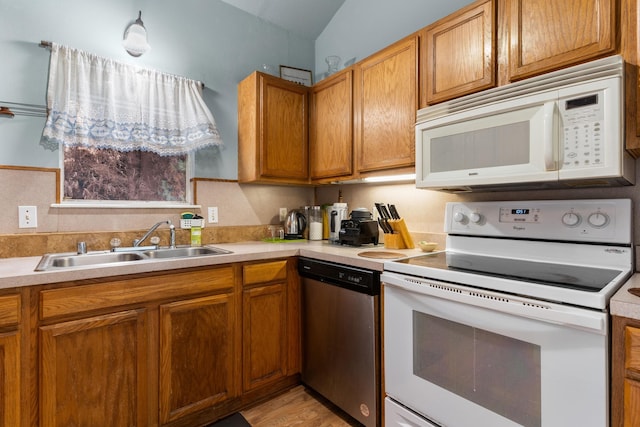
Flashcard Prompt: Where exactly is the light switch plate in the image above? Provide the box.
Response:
[18,206,37,228]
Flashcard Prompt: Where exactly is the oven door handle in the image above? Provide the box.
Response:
[382,273,607,334]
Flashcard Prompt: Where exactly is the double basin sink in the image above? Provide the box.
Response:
[35,246,232,271]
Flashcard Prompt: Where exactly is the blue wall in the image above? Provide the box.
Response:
[0,0,314,179]
[0,0,472,179]
[315,0,473,80]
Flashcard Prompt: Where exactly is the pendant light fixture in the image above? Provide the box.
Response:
[122,11,150,57]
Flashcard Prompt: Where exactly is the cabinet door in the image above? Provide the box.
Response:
[310,69,354,181]
[506,0,616,81]
[355,36,418,173]
[40,310,148,427]
[242,283,286,392]
[423,0,495,105]
[238,72,309,184]
[0,294,20,427]
[159,293,238,424]
[624,379,640,427]
[0,331,20,427]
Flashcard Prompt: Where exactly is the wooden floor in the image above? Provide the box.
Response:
[241,385,362,427]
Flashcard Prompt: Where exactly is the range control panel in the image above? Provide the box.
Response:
[445,199,631,244]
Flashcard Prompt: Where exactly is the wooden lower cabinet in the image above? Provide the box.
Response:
[0,293,21,427]
[39,309,149,427]
[30,260,299,427]
[242,259,300,394]
[612,316,640,426]
[159,293,238,424]
[243,283,287,391]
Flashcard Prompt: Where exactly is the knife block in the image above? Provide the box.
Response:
[384,218,415,249]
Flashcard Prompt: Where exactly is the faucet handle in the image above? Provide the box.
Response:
[110,238,122,250]
[77,241,87,254]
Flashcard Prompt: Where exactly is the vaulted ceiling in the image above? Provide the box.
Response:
[219,0,345,40]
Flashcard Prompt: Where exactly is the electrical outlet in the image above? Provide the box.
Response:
[279,207,288,221]
[18,206,37,228]
[208,207,219,224]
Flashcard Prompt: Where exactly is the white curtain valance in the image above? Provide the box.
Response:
[42,43,223,156]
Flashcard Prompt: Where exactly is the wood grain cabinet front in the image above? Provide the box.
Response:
[39,309,149,427]
[241,259,300,393]
[310,69,354,182]
[238,71,310,184]
[612,316,640,426]
[505,0,616,82]
[354,36,418,174]
[422,0,496,106]
[159,293,239,424]
[0,293,21,427]
[36,266,236,427]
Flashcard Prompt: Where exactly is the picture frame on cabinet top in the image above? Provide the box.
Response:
[280,65,313,86]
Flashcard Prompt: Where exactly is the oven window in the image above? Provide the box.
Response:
[413,312,541,427]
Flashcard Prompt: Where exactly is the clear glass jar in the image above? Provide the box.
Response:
[309,206,323,240]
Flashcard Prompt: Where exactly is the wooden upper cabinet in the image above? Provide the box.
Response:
[422,0,496,106]
[355,36,418,173]
[506,0,616,81]
[310,68,354,181]
[238,71,309,184]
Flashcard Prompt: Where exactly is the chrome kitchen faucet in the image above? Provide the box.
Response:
[133,220,176,249]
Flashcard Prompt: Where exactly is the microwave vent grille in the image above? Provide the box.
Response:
[417,55,624,123]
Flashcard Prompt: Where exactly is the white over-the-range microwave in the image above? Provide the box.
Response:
[416,55,635,192]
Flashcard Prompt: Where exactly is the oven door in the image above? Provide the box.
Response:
[382,272,609,427]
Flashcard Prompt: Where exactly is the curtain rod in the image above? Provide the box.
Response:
[37,40,206,89]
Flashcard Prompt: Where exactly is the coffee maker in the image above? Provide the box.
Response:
[328,202,348,243]
[338,208,379,246]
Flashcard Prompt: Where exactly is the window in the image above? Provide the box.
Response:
[63,146,189,202]
[43,43,222,206]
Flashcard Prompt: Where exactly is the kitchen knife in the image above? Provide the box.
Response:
[380,204,392,219]
[378,218,391,233]
[375,203,393,233]
[388,204,401,219]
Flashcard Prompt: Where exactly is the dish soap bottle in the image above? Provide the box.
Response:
[190,215,203,247]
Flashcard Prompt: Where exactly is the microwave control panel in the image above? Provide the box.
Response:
[559,91,605,169]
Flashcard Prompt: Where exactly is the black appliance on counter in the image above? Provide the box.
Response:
[339,208,379,246]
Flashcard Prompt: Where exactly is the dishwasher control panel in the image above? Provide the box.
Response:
[298,257,380,296]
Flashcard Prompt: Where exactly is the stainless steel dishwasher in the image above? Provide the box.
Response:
[298,257,381,427]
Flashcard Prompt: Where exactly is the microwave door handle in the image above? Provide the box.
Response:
[543,102,557,171]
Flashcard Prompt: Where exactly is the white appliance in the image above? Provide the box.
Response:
[415,55,635,192]
[382,199,633,427]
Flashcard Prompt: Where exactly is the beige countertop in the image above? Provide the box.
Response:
[0,240,425,290]
[611,273,640,319]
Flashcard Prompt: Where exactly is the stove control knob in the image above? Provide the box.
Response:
[469,212,483,224]
[453,211,467,223]
[561,212,582,227]
[587,212,609,228]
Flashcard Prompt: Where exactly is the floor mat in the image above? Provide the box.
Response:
[205,412,251,427]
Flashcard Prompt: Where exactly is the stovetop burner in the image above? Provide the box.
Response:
[395,252,622,292]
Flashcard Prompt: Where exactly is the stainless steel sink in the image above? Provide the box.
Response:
[36,251,147,271]
[143,246,232,259]
[35,246,232,271]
